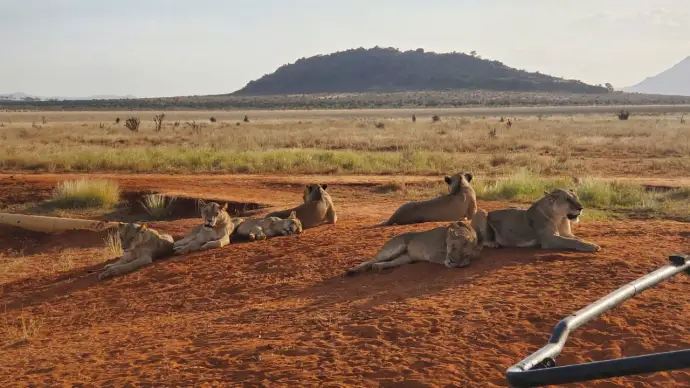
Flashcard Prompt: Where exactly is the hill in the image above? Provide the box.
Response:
[232,47,607,95]
[623,56,690,96]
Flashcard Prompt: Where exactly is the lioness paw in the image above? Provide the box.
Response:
[99,267,119,280]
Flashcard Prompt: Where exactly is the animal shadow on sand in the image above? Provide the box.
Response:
[0,228,261,312]
[299,248,583,311]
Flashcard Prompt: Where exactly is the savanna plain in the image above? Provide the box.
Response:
[1,108,690,387]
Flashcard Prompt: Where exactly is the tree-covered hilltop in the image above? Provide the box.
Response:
[233,47,607,95]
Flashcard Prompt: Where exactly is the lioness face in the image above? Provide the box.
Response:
[201,202,228,228]
[287,211,303,234]
[119,222,142,250]
[304,184,327,202]
[444,173,473,194]
[550,189,584,222]
[444,223,475,268]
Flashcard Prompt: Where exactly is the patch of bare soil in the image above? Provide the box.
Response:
[1,174,689,387]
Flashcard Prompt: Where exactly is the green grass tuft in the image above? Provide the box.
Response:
[51,179,120,209]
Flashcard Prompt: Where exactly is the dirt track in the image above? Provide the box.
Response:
[1,174,690,387]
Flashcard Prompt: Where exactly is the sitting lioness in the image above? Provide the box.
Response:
[173,202,237,255]
[380,172,477,226]
[345,221,482,275]
[234,211,303,241]
[266,184,337,229]
[98,222,174,280]
[471,188,600,252]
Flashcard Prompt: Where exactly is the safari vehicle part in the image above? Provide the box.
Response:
[0,213,117,233]
[506,253,690,387]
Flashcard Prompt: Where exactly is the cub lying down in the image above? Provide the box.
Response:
[345,221,482,275]
[234,211,303,241]
[98,222,174,280]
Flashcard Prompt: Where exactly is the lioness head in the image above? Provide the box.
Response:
[544,188,584,222]
[201,202,229,228]
[303,184,328,203]
[285,211,303,234]
[118,222,148,250]
[444,222,479,268]
[444,173,473,194]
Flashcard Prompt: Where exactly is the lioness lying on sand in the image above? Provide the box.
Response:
[471,188,601,252]
[380,172,477,226]
[234,211,303,241]
[345,221,482,275]
[266,184,337,229]
[98,222,174,280]
[173,202,240,255]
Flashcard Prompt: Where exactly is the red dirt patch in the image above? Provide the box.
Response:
[1,174,689,387]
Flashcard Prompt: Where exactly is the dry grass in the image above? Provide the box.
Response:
[0,110,689,177]
[50,179,121,209]
[103,228,123,259]
[2,310,43,346]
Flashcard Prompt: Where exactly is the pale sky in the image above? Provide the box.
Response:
[1,0,688,98]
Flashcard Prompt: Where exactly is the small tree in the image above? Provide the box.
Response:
[125,117,140,132]
[115,117,121,124]
[41,116,47,125]
[605,83,614,92]
[243,115,250,123]
[375,122,385,129]
[681,115,686,124]
[412,114,416,123]
[432,115,440,122]
[488,128,497,139]
[209,116,217,123]
[153,113,165,132]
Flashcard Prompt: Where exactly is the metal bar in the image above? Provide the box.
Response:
[505,254,690,388]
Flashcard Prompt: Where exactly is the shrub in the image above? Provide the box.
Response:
[51,179,121,208]
[209,117,217,123]
[125,117,140,132]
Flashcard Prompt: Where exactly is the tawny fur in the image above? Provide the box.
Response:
[266,184,337,229]
[381,173,477,226]
[234,211,303,241]
[172,202,236,255]
[471,188,600,252]
[346,221,482,275]
[98,223,174,280]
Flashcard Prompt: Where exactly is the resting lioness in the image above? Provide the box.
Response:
[173,202,238,255]
[471,188,600,252]
[380,173,477,226]
[345,221,482,275]
[266,184,337,229]
[98,222,174,280]
[234,211,303,241]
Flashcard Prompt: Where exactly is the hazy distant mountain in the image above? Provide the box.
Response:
[233,47,606,95]
[623,56,690,96]
[0,92,136,101]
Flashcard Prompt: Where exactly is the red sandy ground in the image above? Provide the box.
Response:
[1,174,689,387]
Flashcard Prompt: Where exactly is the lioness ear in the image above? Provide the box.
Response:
[221,202,228,211]
[320,184,328,191]
[139,223,148,231]
[444,176,451,184]
[464,173,473,182]
[305,184,312,192]
[289,211,297,219]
